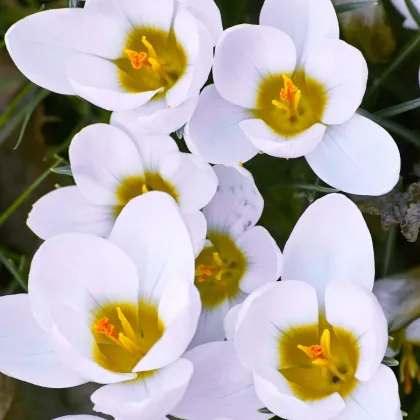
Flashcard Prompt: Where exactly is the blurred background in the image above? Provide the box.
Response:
[1,0,420,418]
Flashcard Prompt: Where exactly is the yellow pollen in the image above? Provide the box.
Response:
[298,329,347,382]
[124,49,151,70]
[272,74,302,117]
[95,317,119,342]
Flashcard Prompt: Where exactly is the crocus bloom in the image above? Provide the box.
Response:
[0,193,201,420]
[6,0,221,133]
[332,0,396,63]
[176,194,402,420]
[27,122,217,255]
[190,165,282,347]
[185,0,400,196]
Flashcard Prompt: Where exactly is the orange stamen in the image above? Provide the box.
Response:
[95,317,119,341]
[125,49,151,70]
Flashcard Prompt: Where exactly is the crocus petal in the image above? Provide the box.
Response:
[240,119,326,159]
[236,281,319,370]
[166,11,199,108]
[110,123,179,171]
[182,210,207,257]
[0,294,86,388]
[213,24,296,108]
[189,291,246,348]
[5,9,85,94]
[237,226,282,294]
[109,193,195,302]
[305,39,367,125]
[173,341,268,420]
[260,0,339,66]
[390,0,420,30]
[92,358,192,420]
[203,165,264,239]
[27,186,113,239]
[253,362,345,420]
[84,0,174,34]
[282,194,374,305]
[70,123,144,206]
[51,306,136,384]
[404,318,420,345]
[29,233,139,331]
[177,0,223,45]
[184,85,258,165]
[332,365,400,420]
[186,20,214,98]
[325,281,388,382]
[306,114,401,196]
[134,280,201,371]
[110,94,199,135]
[158,152,217,212]
[67,55,160,111]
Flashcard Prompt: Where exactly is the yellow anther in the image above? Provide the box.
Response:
[118,332,141,357]
[239,162,243,167]
[142,36,158,58]
[213,252,224,267]
[148,57,163,73]
[142,184,149,194]
[117,307,137,343]
[320,329,332,360]
[95,317,119,342]
[272,74,302,117]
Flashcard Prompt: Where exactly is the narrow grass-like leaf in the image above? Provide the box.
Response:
[0,158,62,228]
[258,408,273,414]
[0,251,28,292]
[334,1,377,13]
[375,98,420,118]
[0,89,49,146]
[382,356,399,367]
[405,0,420,27]
[366,32,420,101]
[51,165,73,176]
[0,83,35,129]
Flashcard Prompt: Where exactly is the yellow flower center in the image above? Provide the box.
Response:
[116,27,187,98]
[194,232,247,309]
[279,323,359,401]
[114,172,179,218]
[400,341,420,394]
[252,71,327,137]
[92,302,164,374]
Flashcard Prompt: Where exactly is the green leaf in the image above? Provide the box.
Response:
[51,165,73,176]
[366,31,420,101]
[375,98,420,118]
[258,408,273,414]
[405,0,420,27]
[0,251,28,292]
[334,1,378,14]
[382,356,400,367]
[0,158,62,229]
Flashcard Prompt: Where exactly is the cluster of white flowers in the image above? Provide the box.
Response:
[0,0,407,419]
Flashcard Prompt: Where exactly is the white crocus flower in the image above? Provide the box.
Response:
[175,194,402,420]
[190,165,282,347]
[5,0,221,134]
[0,193,201,420]
[390,0,420,30]
[27,123,217,256]
[185,0,401,196]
